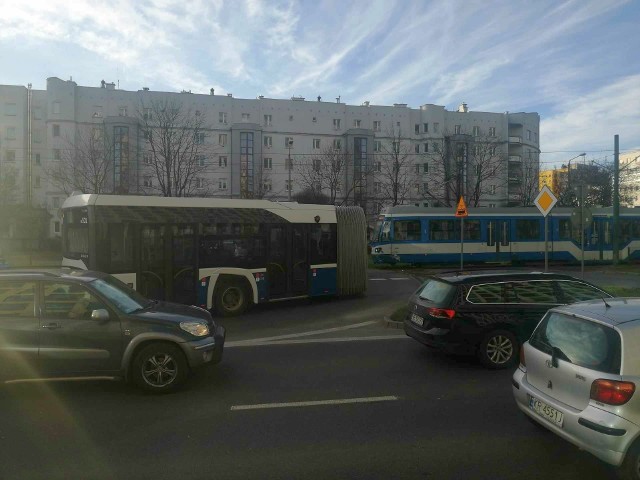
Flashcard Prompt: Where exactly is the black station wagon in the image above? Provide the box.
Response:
[0,269,225,392]
[404,271,612,369]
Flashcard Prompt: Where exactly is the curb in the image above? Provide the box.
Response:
[382,315,404,329]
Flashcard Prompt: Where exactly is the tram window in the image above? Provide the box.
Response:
[310,224,337,264]
[513,281,560,304]
[621,220,640,243]
[429,220,456,241]
[559,219,572,240]
[380,221,391,242]
[394,220,421,241]
[515,220,540,241]
[464,220,481,241]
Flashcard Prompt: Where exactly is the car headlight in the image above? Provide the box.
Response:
[180,321,210,337]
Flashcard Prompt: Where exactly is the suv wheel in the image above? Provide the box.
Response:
[215,279,249,317]
[477,330,518,369]
[132,343,188,393]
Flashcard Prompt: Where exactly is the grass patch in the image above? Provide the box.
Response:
[604,286,640,297]
[390,304,408,322]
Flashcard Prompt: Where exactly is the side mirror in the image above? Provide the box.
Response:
[91,309,110,322]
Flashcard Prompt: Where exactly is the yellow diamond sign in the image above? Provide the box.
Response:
[534,185,558,217]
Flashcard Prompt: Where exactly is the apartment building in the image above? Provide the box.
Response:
[0,77,540,238]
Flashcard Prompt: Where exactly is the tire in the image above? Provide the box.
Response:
[132,343,188,393]
[477,329,519,369]
[214,279,249,317]
[619,440,640,480]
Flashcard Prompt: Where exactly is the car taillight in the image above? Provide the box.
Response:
[590,379,635,406]
[427,308,455,319]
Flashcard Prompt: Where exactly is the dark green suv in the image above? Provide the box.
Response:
[0,269,225,392]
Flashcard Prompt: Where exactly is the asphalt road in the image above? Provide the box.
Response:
[0,269,630,479]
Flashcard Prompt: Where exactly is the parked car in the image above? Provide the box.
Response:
[404,270,612,368]
[513,298,640,479]
[0,269,225,393]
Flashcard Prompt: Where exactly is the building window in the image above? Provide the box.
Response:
[333,119,341,130]
[423,163,429,173]
[197,155,206,167]
[143,176,153,187]
[433,122,439,133]
[415,124,420,135]
[240,131,254,197]
[423,123,428,133]
[53,149,60,161]
[313,159,321,172]
[454,125,461,134]
[264,114,272,126]
[285,137,293,147]
[313,138,320,149]
[219,156,228,167]
[242,113,250,121]
[527,130,532,140]
[312,116,317,123]
[143,108,152,120]
[333,139,342,150]
[52,102,60,114]
[144,152,152,165]
[35,176,40,188]
[143,130,151,140]
[373,120,381,132]
[52,124,60,137]
[54,221,60,233]
[489,203,496,208]
[119,106,127,116]
[374,140,381,152]
[414,144,420,154]
[375,161,381,172]
[264,136,272,148]
[218,179,227,190]
[423,143,428,153]
[6,127,16,140]
[289,115,294,121]
[35,153,41,165]
[415,164,420,174]
[5,103,17,116]
[196,178,204,188]
[423,183,428,193]
[392,141,399,153]
[195,132,205,144]
[219,112,227,124]
[489,127,496,137]
[353,119,361,128]
[263,180,272,192]
[219,134,227,146]
[490,185,496,195]
[285,180,292,191]
[263,157,272,169]
[396,122,401,128]
[473,126,480,137]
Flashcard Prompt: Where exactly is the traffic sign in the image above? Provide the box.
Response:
[534,185,557,217]
[455,196,468,217]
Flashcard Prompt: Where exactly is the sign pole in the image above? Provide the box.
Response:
[544,216,548,272]
[460,217,464,270]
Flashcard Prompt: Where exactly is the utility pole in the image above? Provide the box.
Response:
[287,139,293,201]
[613,135,620,265]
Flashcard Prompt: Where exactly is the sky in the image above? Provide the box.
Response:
[1,0,639,168]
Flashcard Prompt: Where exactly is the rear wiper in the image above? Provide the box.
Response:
[551,345,569,367]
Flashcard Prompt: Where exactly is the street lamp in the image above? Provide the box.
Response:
[567,153,586,277]
[287,139,293,201]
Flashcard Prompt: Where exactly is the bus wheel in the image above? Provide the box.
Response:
[215,279,249,317]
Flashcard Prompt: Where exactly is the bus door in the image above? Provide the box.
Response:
[291,225,309,295]
[595,218,612,261]
[486,220,510,262]
[172,225,197,305]
[266,225,309,298]
[139,225,169,301]
[267,226,288,297]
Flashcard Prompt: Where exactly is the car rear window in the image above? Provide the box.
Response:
[529,312,621,374]
[416,279,456,306]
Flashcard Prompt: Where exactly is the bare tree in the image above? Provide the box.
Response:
[0,163,19,204]
[512,151,540,206]
[137,99,215,197]
[297,145,351,204]
[245,161,282,200]
[375,127,414,206]
[45,125,113,195]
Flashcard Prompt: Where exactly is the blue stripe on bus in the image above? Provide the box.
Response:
[309,267,337,296]
[197,277,210,309]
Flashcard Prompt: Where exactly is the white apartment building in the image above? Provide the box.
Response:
[0,77,540,238]
[620,150,640,207]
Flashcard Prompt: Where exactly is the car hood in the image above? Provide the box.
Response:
[129,301,214,326]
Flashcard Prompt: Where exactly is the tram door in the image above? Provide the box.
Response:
[486,220,511,262]
[267,225,309,298]
[139,225,197,303]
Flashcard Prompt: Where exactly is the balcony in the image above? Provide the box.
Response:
[509,136,522,144]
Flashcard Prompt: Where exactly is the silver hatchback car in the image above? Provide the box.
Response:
[513,298,640,479]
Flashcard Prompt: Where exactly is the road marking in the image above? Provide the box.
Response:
[5,376,119,385]
[227,320,378,346]
[369,278,387,281]
[226,335,409,347]
[231,395,399,411]
[369,277,412,281]
[390,277,411,280]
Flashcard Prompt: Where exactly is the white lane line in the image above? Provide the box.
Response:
[390,277,411,280]
[226,335,409,348]
[231,395,399,411]
[369,278,387,281]
[228,320,378,345]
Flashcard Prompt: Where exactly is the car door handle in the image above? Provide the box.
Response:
[42,323,61,330]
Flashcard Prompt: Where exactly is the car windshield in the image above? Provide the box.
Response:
[89,276,151,314]
[416,279,456,306]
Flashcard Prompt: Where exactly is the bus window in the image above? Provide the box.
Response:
[394,220,421,241]
[310,224,337,264]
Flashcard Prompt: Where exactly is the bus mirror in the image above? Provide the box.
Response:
[91,309,109,322]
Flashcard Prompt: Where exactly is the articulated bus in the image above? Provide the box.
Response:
[370,205,640,265]
[61,194,368,316]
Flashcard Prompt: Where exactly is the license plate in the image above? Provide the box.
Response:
[410,313,424,326]
[529,395,564,427]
